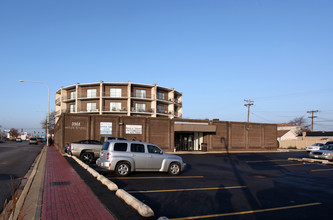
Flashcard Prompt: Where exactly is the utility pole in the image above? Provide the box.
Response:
[307,110,319,131]
[244,99,254,123]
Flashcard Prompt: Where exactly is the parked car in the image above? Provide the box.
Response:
[29,138,38,145]
[100,136,127,143]
[15,137,22,142]
[37,138,46,143]
[309,144,333,161]
[96,140,186,176]
[306,143,325,152]
[324,141,333,146]
[68,140,103,164]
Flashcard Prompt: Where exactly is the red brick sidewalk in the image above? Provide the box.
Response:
[41,146,116,220]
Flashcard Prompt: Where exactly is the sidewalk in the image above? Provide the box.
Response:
[12,146,116,220]
[41,146,116,220]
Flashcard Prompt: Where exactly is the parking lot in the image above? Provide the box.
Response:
[84,151,333,219]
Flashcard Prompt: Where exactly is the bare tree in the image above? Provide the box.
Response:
[9,128,19,138]
[288,116,310,131]
[40,111,56,133]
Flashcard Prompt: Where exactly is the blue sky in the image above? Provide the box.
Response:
[0,0,332,131]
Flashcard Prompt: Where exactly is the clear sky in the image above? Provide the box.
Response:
[1,0,332,131]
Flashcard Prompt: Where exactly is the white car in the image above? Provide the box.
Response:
[306,143,325,152]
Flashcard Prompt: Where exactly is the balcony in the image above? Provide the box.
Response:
[78,109,99,113]
[55,98,61,106]
[78,95,99,100]
[102,108,127,114]
[62,97,76,103]
[102,92,128,99]
[131,108,154,114]
[174,100,182,106]
[131,95,153,101]
[157,97,174,104]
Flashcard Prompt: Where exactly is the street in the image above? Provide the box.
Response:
[68,151,333,219]
[0,141,43,213]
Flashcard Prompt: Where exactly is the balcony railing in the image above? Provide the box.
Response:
[131,95,153,100]
[131,108,154,114]
[102,107,127,113]
[77,95,99,100]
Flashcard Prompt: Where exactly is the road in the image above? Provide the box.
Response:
[0,141,43,212]
[68,151,333,219]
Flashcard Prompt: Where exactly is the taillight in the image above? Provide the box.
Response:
[107,152,110,160]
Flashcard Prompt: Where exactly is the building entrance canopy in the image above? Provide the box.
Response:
[174,121,216,132]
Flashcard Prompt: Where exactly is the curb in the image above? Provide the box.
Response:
[288,157,333,164]
[66,155,154,217]
[116,189,154,217]
[10,145,48,220]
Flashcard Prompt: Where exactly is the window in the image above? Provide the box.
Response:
[102,142,110,150]
[70,91,76,99]
[148,145,162,154]
[157,92,164,100]
[131,143,145,153]
[87,89,97,98]
[110,88,122,97]
[70,104,75,113]
[135,103,146,112]
[114,143,128,151]
[110,102,121,111]
[157,105,164,113]
[135,89,146,98]
[87,103,97,112]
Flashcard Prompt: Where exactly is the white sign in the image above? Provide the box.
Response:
[100,122,112,134]
[126,125,142,134]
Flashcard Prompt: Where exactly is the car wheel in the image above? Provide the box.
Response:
[168,162,181,175]
[115,162,130,176]
[80,152,94,164]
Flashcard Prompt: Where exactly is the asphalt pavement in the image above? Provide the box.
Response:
[9,145,333,220]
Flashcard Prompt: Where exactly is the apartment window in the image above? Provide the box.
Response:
[70,91,76,99]
[110,102,121,111]
[87,103,97,112]
[110,88,122,98]
[157,105,164,113]
[135,103,146,112]
[135,89,146,98]
[70,104,75,113]
[157,92,164,100]
[87,89,97,98]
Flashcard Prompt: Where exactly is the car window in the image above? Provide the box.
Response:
[147,145,162,154]
[102,142,110,150]
[114,143,128,152]
[131,143,145,153]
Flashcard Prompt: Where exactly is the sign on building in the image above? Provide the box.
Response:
[100,122,112,134]
[126,125,142,134]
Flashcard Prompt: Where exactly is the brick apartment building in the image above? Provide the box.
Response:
[54,82,277,152]
[55,81,182,123]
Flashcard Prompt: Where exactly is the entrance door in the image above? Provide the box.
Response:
[194,132,203,150]
[175,132,203,151]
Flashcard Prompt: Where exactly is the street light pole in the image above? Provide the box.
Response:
[19,80,50,146]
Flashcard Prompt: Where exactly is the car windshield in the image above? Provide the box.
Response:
[313,143,323,146]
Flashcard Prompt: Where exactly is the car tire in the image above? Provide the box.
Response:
[115,162,130,176]
[80,152,94,164]
[168,162,181,175]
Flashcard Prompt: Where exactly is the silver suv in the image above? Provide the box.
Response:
[96,140,186,176]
